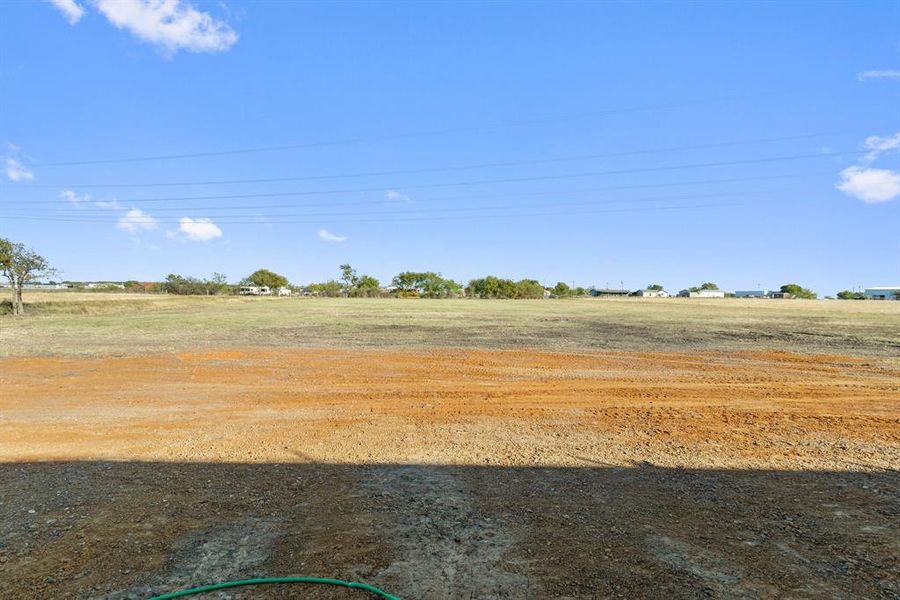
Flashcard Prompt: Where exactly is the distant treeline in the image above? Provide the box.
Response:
[46,270,880,303]
[35,272,872,302]
[73,265,591,299]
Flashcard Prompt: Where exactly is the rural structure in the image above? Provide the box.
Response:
[677,289,726,298]
[865,286,900,300]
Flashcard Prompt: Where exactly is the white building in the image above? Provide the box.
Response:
[864,286,900,300]
[631,289,669,298]
[678,289,726,298]
[277,287,292,296]
[239,285,272,296]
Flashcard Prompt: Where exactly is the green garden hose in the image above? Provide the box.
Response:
[148,576,401,600]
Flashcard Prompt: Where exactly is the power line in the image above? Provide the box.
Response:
[4,179,810,215]
[0,151,855,206]
[0,201,743,225]
[10,129,866,189]
[20,96,746,167]
[1,191,762,221]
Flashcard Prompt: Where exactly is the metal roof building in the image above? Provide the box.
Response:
[864,286,900,300]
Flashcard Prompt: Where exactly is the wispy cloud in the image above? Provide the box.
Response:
[45,0,238,56]
[858,69,900,81]
[46,0,85,24]
[93,199,122,210]
[60,189,89,205]
[173,217,223,241]
[386,189,411,203]
[92,0,238,56]
[6,158,35,182]
[318,229,348,243]
[863,132,900,162]
[836,166,900,204]
[61,189,124,210]
[5,144,34,182]
[117,208,159,233]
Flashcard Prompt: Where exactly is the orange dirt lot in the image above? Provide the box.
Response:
[1,348,899,599]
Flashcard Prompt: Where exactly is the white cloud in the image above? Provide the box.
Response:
[60,189,90,205]
[92,0,238,55]
[836,166,900,203]
[176,217,222,241]
[5,158,34,182]
[386,189,411,203]
[93,199,122,210]
[117,208,159,233]
[863,132,900,162]
[318,229,348,243]
[46,0,85,24]
[858,69,900,81]
[60,189,123,210]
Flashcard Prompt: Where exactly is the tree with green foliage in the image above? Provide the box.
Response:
[552,282,571,297]
[308,280,343,297]
[247,269,288,290]
[162,274,204,295]
[689,282,719,292]
[647,283,664,291]
[337,264,381,297]
[467,276,546,299]
[467,276,516,299]
[350,274,382,297]
[206,272,230,295]
[339,264,358,293]
[0,238,54,316]
[392,271,461,298]
[780,283,816,299]
[836,290,865,300]
[515,279,545,299]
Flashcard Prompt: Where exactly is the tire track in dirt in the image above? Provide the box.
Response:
[360,465,529,599]
[108,517,280,599]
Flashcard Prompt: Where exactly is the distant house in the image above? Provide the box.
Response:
[630,289,669,298]
[23,282,67,290]
[591,288,631,298]
[864,286,900,300]
[735,290,771,298]
[239,285,272,296]
[678,289,726,298]
[84,282,124,289]
[277,287,292,296]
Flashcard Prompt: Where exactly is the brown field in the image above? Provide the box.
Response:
[1,296,899,598]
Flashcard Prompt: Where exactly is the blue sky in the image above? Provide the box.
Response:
[1,0,898,294]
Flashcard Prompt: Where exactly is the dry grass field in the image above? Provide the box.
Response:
[1,294,899,599]
[2,292,899,357]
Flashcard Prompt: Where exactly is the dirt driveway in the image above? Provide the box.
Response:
[1,349,898,598]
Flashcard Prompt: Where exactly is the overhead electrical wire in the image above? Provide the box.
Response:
[8,129,868,189]
[1,190,761,221]
[0,151,858,206]
[0,201,744,225]
[20,95,756,167]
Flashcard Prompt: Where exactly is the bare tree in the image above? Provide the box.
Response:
[0,238,55,316]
